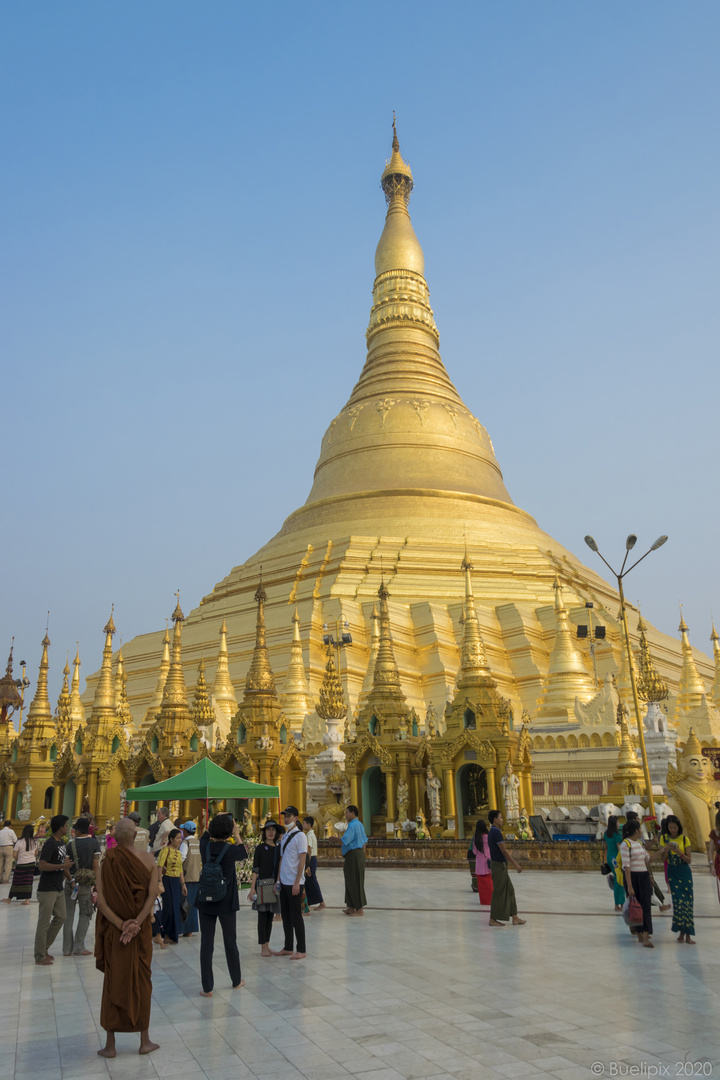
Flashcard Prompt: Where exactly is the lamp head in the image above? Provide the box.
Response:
[626,535,637,551]
[584,536,598,553]
[650,535,668,551]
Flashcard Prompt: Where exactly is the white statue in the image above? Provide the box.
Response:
[397,777,410,823]
[500,761,521,823]
[426,766,442,826]
[18,782,33,821]
[255,723,273,750]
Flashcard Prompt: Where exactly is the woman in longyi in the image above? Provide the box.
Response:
[94,817,160,1058]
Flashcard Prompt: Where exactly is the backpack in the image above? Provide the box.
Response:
[197,843,230,903]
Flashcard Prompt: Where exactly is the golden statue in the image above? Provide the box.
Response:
[667,729,720,851]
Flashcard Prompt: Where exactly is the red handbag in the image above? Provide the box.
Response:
[627,897,643,926]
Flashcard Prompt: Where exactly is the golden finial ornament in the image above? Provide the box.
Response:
[244,580,276,694]
[0,640,23,718]
[191,658,216,727]
[457,552,493,689]
[316,649,346,721]
[636,614,668,703]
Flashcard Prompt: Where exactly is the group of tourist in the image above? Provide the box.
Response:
[602,809,702,947]
[0,800,370,1057]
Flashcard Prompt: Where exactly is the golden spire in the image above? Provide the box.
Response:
[316,649,346,720]
[0,641,22,720]
[457,554,494,690]
[23,632,56,742]
[711,623,720,710]
[280,606,310,728]
[360,603,381,701]
[150,626,171,710]
[636,615,668,703]
[191,658,216,727]
[608,699,645,799]
[373,581,403,693]
[87,610,119,738]
[157,596,193,742]
[212,619,237,700]
[93,609,116,711]
[54,660,72,742]
[114,647,132,728]
[536,578,594,721]
[244,581,276,694]
[297,122,514,522]
[160,597,189,708]
[376,115,422,276]
[675,611,706,715]
[69,645,85,729]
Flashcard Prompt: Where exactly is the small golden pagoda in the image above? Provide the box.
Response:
[0,644,22,817]
[608,702,645,801]
[13,633,59,823]
[218,583,306,812]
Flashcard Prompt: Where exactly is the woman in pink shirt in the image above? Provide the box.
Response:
[472,819,493,907]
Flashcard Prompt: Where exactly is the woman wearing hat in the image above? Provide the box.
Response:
[248,820,283,957]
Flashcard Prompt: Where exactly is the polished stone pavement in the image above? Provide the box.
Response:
[2,866,718,1080]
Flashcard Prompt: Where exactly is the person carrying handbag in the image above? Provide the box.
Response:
[621,820,654,948]
[248,820,282,957]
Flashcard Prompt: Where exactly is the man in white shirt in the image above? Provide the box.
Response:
[151,808,174,854]
[273,806,308,959]
[0,820,18,883]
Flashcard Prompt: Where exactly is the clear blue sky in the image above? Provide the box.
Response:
[2,2,718,705]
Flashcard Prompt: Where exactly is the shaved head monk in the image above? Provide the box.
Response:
[94,816,159,1057]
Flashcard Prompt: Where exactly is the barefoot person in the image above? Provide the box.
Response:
[34,814,72,965]
[196,813,248,995]
[341,805,368,916]
[488,810,525,927]
[94,817,159,1057]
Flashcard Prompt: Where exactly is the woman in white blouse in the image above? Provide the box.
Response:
[621,820,654,947]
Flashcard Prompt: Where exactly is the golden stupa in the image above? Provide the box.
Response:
[76,122,718,821]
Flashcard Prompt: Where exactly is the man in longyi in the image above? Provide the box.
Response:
[94,816,159,1058]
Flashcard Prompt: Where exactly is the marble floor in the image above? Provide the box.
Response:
[2,866,719,1080]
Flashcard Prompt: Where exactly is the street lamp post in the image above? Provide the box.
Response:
[584,533,668,820]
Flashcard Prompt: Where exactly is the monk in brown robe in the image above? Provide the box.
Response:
[95,817,159,1057]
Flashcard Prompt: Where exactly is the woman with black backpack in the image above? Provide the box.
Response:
[196,814,248,996]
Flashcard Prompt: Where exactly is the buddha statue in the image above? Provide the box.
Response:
[667,728,720,851]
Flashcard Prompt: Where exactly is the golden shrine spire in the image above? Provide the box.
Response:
[457,554,494,691]
[316,649,346,720]
[0,642,22,722]
[157,595,193,742]
[373,581,403,693]
[191,658,216,728]
[114,647,132,728]
[536,578,595,722]
[636,615,669,704]
[210,619,238,735]
[69,645,85,730]
[150,626,171,710]
[675,612,706,716]
[711,623,720,709]
[23,632,56,742]
[296,120,514,522]
[160,597,189,709]
[93,609,116,711]
[244,582,276,695]
[280,607,310,729]
[55,660,72,742]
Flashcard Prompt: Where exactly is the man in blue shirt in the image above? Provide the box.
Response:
[341,805,368,916]
[488,810,525,928]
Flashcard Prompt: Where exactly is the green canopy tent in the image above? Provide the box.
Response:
[125,757,280,826]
